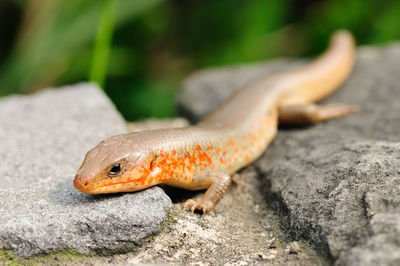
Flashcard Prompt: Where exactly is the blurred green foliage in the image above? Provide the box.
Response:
[0,0,399,120]
[89,0,116,88]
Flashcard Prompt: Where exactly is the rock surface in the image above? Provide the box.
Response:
[179,43,400,265]
[124,168,325,265]
[0,83,172,258]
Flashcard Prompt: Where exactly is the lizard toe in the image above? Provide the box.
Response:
[183,199,214,214]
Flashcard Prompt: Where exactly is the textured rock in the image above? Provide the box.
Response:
[0,83,172,258]
[178,43,400,265]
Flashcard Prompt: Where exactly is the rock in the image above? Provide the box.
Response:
[0,83,172,258]
[123,166,326,265]
[269,239,279,249]
[286,241,301,255]
[178,43,400,265]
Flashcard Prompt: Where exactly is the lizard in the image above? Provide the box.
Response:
[74,30,357,213]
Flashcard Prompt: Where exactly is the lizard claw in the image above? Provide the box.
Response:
[183,199,213,214]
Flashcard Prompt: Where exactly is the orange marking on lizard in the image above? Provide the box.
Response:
[201,152,213,165]
[135,174,147,185]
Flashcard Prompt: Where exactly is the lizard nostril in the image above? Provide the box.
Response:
[74,174,89,189]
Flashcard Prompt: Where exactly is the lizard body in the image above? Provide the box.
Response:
[74,30,356,213]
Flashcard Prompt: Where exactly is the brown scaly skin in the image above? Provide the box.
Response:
[74,30,357,213]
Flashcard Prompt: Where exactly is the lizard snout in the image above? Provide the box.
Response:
[73,173,91,193]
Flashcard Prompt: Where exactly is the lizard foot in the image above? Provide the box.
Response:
[183,199,214,214]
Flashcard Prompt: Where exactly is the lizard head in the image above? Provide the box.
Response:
[74,134,156,194]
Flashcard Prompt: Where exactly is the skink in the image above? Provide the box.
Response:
[74,30,357,213]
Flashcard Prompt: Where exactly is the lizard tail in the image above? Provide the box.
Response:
[278,30,356,106]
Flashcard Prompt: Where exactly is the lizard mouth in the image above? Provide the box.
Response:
[90,181,151,194]
[74,176,135,194]
[91,181,137,194]
[76,178,151,194]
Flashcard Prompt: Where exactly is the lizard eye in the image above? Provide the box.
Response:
[108,163,121,177]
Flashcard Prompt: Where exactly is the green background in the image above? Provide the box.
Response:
[0,0,399,120]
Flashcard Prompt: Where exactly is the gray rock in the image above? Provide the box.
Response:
[178,43,400,265]
[0,83,172,258]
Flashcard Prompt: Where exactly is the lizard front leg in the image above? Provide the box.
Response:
[183,172,231,213]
